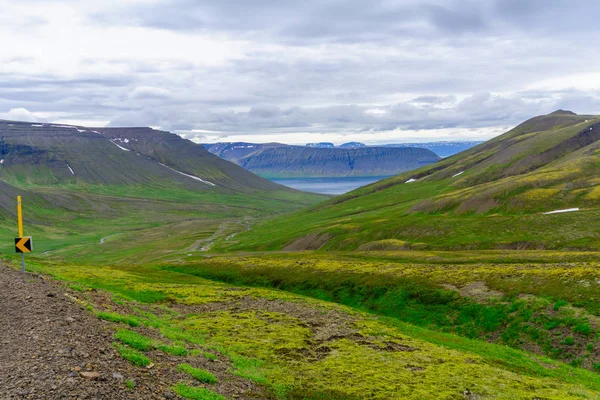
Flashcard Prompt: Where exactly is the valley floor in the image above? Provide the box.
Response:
[2,255,600,399]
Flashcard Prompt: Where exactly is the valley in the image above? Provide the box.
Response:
[2,111,600,399]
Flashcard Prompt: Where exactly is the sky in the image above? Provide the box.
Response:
[1,0,600,145]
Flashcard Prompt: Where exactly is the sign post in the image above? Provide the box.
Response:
[15,196,32,272]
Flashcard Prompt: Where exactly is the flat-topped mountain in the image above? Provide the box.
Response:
[204,142,440,178]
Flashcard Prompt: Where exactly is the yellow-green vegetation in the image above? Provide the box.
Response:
[219,112,600,252]
[16,257,600,399]
[177,364,218,384]
[173,383,225,400]
[164,251,600,371]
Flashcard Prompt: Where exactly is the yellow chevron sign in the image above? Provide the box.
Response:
[15,237,32,253]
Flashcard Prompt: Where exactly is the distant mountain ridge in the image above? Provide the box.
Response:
[204,142,441,178]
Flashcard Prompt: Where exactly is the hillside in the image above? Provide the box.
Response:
[0,120,325,261]
[204,143,440,178]
[221,111,600,251]
[0,121,285,192]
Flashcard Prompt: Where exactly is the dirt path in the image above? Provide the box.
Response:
[99,233,122,245]
[185,223,227,252]
[0,264,174,399]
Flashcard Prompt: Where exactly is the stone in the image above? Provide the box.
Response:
[79,371,100,380]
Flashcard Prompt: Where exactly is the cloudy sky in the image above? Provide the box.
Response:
[1,0,599,145]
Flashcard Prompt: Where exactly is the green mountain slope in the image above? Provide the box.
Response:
[222,111,600,251]
[0,120,325,260]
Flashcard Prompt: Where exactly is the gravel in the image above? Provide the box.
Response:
[0,265,175,399]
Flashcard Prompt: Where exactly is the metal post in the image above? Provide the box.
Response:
[17,196,25,272]
[17,196,23,238]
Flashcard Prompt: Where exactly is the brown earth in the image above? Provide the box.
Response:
[0,263,176,399]
[282,233,331,251]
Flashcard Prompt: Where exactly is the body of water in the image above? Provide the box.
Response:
[270,176,392,195]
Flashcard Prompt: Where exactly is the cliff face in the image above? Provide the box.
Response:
[205,143,440,178]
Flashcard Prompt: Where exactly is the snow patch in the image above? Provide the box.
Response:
[544,208,579,215]
[52,125,72,128]
[92,130,102,135]
[31,124,43,127]
[0,159,4,164]
[67,164,75,175]
[159,163,216,186]
[123,138,130,143]
[452,171,465,178]
[405,178,417,183]
[110,140,130,151]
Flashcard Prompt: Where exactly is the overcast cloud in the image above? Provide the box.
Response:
[0,0,599,144]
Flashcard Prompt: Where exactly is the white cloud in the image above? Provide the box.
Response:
[0,0,599,143]
[0,108,42,122]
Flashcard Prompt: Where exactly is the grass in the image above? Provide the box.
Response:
[114,329,153,351]
[202,352,218,361]
[173,383,225,400]
[163,253,600,370]
[20,258,600,399]
[177,364,218,384]
[158,344,189,356]
[97,311,140,327]
[114,343,152,367]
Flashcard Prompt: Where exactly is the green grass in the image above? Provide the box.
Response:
[114,343,152,367]
[125,380,136,390]
[114,329,153,351]
[177,364,218,384]
[173,383,225,400]
[158,344,189,356]
[202,352,218,361]
[97,312,140,327]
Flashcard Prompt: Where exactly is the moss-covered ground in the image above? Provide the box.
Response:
[5,251,600,399]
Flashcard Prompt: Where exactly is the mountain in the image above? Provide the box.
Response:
[0,120,325,260]
[221,111,600,251]
[0,121,287,192]
[204,143,440,178]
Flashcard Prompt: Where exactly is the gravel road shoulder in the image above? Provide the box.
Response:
[0,264,174,399]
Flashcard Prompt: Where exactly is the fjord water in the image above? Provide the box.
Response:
[270,176,392,195]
